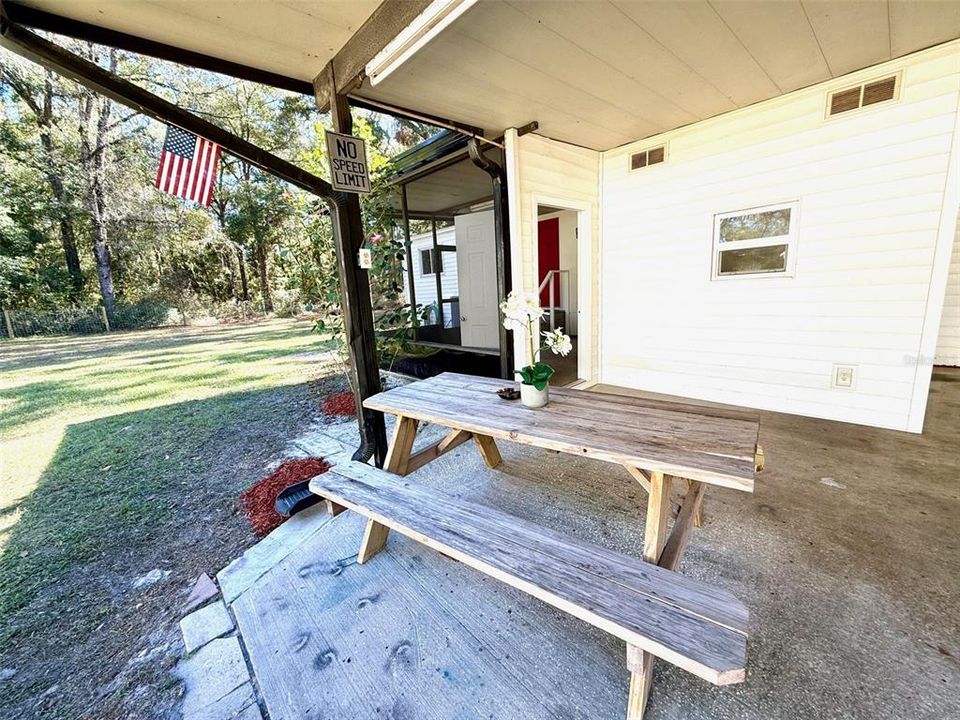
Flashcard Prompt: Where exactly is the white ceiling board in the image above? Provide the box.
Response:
[610,0,782,107]
[395,158,494,214]
[710,0,833,91]
[18,0,960,152]
[20,0,379,81]
[502,1,737,120]
[889,1,960,57]
[451,3,695,132]
[373,28,645,148]
[802,1,892,76]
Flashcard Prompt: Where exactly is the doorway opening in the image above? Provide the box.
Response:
[536,204,581,386]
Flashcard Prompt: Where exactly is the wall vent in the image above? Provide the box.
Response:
[828,75,898,117]
[629,145,666,171]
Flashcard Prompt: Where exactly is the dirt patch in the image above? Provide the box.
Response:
[0,381,325,720]
[240,457,332,537]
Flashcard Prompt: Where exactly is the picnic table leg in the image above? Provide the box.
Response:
[358,415,419,563]
[473,433,502,469]
[627,471,673,719]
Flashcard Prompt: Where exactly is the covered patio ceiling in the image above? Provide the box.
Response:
[12,0,383,82]
[11,1,960,151]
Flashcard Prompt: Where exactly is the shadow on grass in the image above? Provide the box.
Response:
[0,382,319,635]
[0,320,317,374]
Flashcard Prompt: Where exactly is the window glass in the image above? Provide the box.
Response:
[718,245,788,275]
[719,208,792,243]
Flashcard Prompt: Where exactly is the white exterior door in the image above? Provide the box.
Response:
[455,210,499,349]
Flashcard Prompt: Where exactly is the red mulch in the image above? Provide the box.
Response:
[240,457,331,537]
[322,391,356,417]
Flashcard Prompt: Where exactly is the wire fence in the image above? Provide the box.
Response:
[1,300,177,340]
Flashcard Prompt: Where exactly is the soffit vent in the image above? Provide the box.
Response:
[828,75,898,117]
[629,145,666,171]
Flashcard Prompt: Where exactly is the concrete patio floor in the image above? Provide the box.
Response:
[212,368,959,720]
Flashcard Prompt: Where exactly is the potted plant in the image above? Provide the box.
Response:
[500,290,573,408]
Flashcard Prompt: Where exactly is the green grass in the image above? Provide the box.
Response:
[0,318,334,622]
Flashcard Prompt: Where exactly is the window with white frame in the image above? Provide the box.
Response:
[712,202,799,279]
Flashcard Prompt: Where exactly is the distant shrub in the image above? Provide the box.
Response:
[108,300,173,330]
[272,290,303,318]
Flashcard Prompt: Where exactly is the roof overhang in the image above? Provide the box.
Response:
[8,1,960,151]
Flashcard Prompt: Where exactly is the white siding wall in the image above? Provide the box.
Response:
[403,226,458,326]
[506,133,599,376]
[600,43,960,432]
[935,215,960,366]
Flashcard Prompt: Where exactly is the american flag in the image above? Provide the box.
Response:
[155,126,221,207]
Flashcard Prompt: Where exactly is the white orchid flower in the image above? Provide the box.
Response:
[542,327,572,357]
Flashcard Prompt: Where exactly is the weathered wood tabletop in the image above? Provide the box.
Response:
[364,372,760,491]
[360,372,762,718]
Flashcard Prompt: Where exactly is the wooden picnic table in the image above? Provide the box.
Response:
[361,371,762,715]
[364,372,761,562]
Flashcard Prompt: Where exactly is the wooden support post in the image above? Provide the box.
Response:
[642,472,672,563]
[686,478,703,527]
[405,428,472,475]
[99,305,110,332]
[384,416,420,476]
[626,644,654,720]
[623,464,651,494]
[473,433,503,469]
[2,309,13,339]
[359,414,418,563]
[628,471,673,719]
[358,517,390,564]
[658,481,706,572]
[326,67,388,467]
[324,499,347,516]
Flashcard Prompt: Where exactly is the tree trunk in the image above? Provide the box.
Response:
[236,246,250,301]
[78,47,117,315]
[254,239,273,312]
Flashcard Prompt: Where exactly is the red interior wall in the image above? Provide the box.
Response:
[538,217,560,307]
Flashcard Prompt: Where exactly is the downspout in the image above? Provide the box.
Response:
[468,139,514,379]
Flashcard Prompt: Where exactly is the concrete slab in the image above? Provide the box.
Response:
[180,600,234,655]
[225,368,960,720]
[175,637,251,720]
[217,502,335,605]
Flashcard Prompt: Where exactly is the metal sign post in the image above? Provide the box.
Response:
[325,130,371,194]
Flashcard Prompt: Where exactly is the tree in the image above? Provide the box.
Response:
[0,58,83,302]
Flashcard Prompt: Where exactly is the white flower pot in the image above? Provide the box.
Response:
[520,382,549,408]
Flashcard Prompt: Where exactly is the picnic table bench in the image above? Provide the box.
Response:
[311,462,749,719]
[312,372,762,717]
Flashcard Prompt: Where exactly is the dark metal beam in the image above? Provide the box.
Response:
[467,141,513,380]
[312,0,432,112]
[326,65,388,468]
[1,1,314,95]
[0,14,334,198]
[401,184,418,329]
[431,218,443,325]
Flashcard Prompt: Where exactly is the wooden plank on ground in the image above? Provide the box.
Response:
[310,465,748,685]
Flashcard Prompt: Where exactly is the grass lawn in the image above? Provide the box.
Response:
[0,318,341,720]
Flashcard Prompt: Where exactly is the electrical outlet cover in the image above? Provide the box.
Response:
[832,364,856,389]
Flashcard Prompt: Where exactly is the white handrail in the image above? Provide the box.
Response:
[536,269,570,332]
